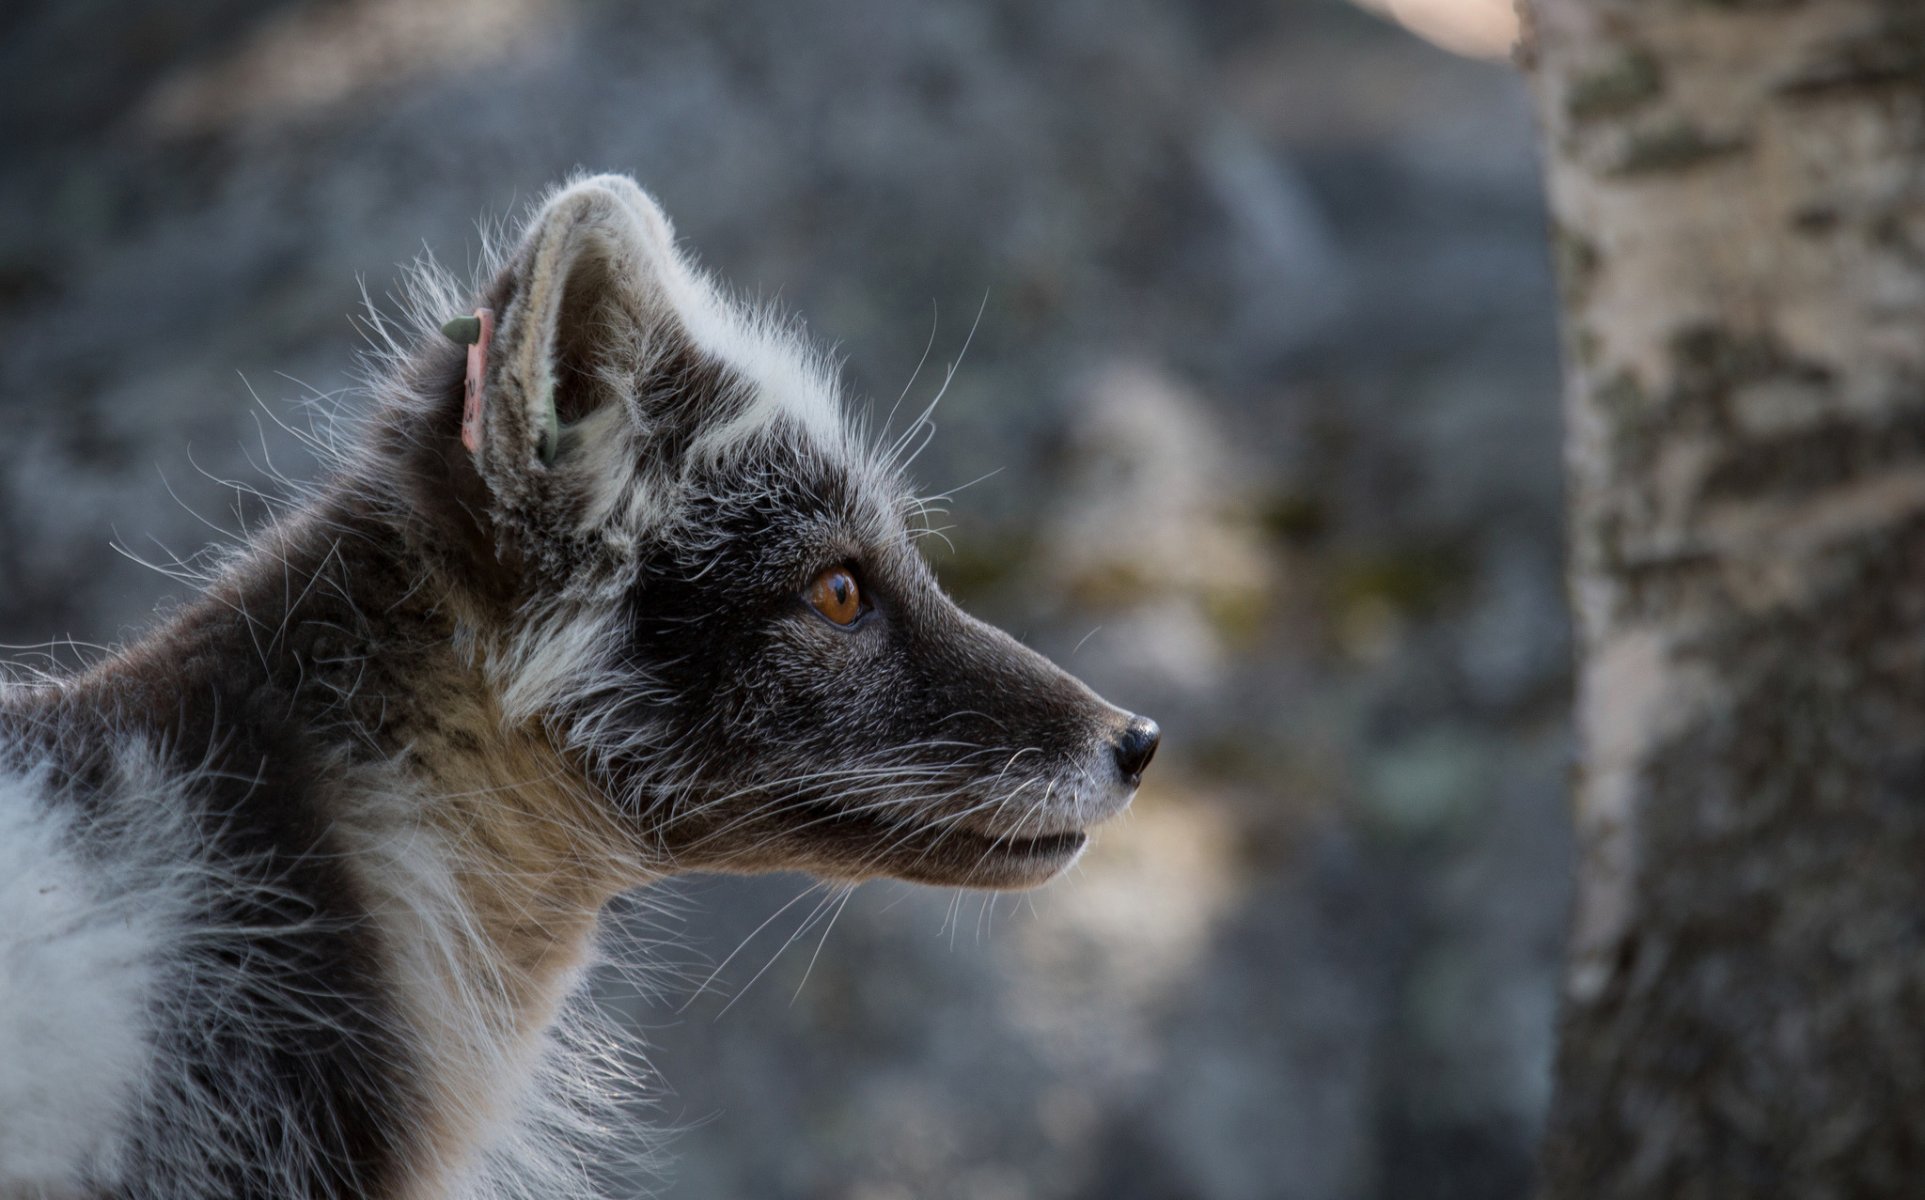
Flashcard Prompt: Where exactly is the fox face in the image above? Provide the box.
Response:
[602,443,1160,889]
[390,175,1157,890]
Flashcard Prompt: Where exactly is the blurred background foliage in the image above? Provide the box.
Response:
[0,1,1567,1197]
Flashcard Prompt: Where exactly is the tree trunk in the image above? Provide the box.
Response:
[1521,1,1925,1195]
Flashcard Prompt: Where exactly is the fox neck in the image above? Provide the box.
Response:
[81,484,643,1181]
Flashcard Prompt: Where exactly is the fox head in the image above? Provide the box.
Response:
[377,175,1157,890]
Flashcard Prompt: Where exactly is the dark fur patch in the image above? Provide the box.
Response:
[6,563,424,1198]
[154,698,416,1200]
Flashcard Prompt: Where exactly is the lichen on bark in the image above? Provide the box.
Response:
[1524,0,1925,1193]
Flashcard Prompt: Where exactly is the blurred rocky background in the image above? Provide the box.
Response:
[0,1,1568,1196]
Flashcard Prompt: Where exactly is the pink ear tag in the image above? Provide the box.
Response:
[443,308,495,456]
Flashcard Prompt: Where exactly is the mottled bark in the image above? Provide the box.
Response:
[1521,1,1925,1196]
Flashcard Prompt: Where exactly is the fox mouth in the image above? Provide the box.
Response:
[894,822,1090,888]
[949,827,1087,857]
[773,798,1095,888]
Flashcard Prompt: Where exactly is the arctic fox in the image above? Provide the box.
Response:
[0,175,1158,1199]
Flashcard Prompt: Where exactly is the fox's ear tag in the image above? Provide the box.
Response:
[440,315,483,345]
[443,308,495,457]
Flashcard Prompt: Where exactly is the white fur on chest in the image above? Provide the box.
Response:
[0,764,168,1192]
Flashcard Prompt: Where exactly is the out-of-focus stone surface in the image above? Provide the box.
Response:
[0,1,1572,1196]
[1033,361,1280,697]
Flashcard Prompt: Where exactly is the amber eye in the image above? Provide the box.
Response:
[807,566,863,626]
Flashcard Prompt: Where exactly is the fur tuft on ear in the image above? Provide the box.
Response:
[409,172,853,592]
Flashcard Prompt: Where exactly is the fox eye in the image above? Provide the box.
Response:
[806,566,863,626]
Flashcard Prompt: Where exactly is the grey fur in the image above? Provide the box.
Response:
[0,174,1157,1199]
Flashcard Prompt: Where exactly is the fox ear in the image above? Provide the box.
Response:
[467,175,687,498]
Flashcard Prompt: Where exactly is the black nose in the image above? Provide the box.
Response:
[1113,716,1161,784]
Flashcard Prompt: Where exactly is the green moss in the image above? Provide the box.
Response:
[1258,491,1330,546]
[1665,323,1833,421]
[1569,326,1603,371]
[1203,586,1272,646]
[1593,368,1657,470]
[1594,369,1648,417]
[1567,49,1664,121]
[1778,23,1925,97]
[1189,732,1275,784]
[1669,323,1774,379]
[1551,224,1601,307]
[927,532,1032,603]
[1610,122,1749,177]
[1063,561,1153,609]
[1333,545,1471,620]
